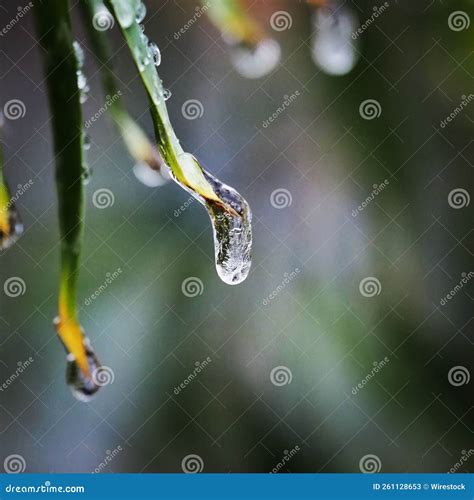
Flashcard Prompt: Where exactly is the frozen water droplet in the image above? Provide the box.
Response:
[135,1,147,23]
[81,164,92,185]
[174,153,252,285]
[0,205,23,250]
[65,339,101,402]
[148,42,161,66]
[133,161,169,187]
[311,7,359,76]
[163,88,172,101]
[230,39,281,79]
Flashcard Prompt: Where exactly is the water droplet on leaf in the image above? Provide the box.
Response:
[135,1,147,23]
[65,339,101,402]
[163,88,172,101]
[230,39,281,79]
[148,42,161,66]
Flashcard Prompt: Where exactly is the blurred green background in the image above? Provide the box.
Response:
[0,0,472,473]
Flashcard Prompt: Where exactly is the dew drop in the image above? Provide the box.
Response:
[311,6,359,76]
[163,88,172,101]
[65,339,101,402]
[135,1,147,23]
[174,153,252,285]
[148,42,161,66]
[113,0,135,28]
[83,134,91,151]
[81,163,92,185]
[133,161,169,187]
[229,39,281,79]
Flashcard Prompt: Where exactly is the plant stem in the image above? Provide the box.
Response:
[35,0,89,375]
[79,0,164,172]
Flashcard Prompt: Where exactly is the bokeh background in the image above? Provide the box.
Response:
[0,0,472,473]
